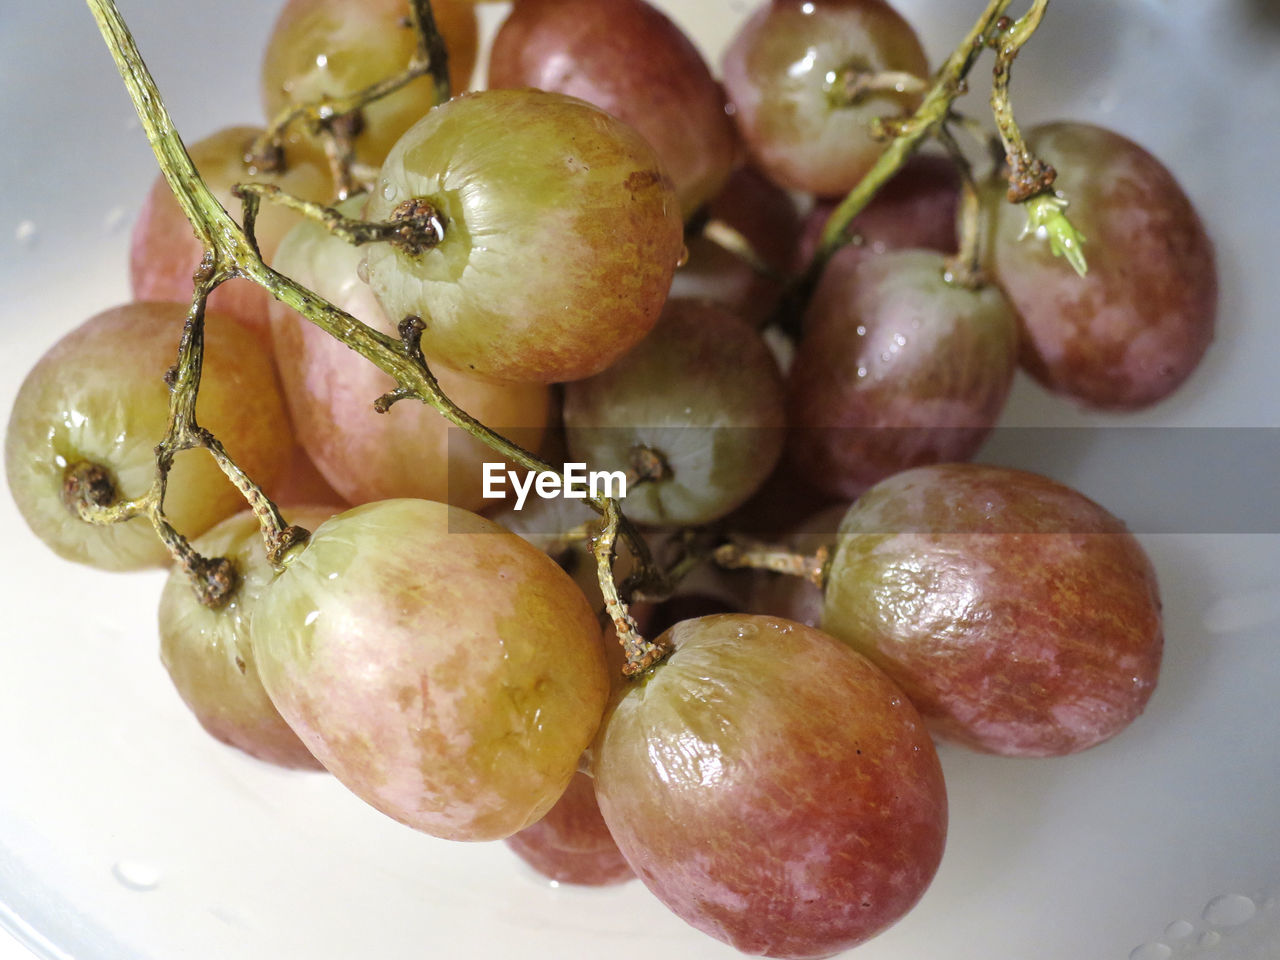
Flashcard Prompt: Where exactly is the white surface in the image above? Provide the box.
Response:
[1,1,1278,959]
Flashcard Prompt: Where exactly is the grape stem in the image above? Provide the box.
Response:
[83,0,666,617]
[592,501,665,676]
[935,122,986,288]
[713,542,830,590]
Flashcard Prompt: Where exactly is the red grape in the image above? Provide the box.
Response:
[985,121,1216,409]
[822,463,1164,756]
[721,0,929,197]
[504,770,633,886]
[488,0,740,218]
[593,614,947,958]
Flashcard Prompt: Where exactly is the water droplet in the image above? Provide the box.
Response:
[893,333,907,347]
[112,860,161,891]
[103,207,127,234]
[855,325,867,337]
[856,366,868,379]
[381,181,398,202]
[15,220,37,246]
[879,352,892,363]
[315,53,329,69]
[1128,943,1171,960]
[675,244,689,268]
[1163,920,1194,941]
[1203,893,1256,927]
[356,257,370,283]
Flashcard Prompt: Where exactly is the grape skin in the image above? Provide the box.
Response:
[986,122,1217,409]
[488,0,740,218]
[362,89,685,384]
[563,298,786,526]
[593,614,947,958]
[787,249,1019,498]
[269,199,550,509]
[822,463,1164,757]
[260,0,479,169]
[250,498,609,842]
[504,770,633,886]
[158,507,339,771]
[5,302,294,570]
[721,0,929,197]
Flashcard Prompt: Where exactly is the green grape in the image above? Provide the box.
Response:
[361,88,684,384]
[158,507,339,770]
[269,200,550,509]
[250,498,609,841]
[563,298,786,526]
[5,302,294,570]
[261,0,479,169]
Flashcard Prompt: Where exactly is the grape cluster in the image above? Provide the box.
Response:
[3,0,1218,957]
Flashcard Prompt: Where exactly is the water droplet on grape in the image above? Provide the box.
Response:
[1128,943,1171,960]
[856,366,868,379]
[315,53,329,70]
[382,181,398,202]
[880,352,892,363]
[356,257,370,284]
[893,334,907,347]
[304,609,321,627]
[855,325,867,337]
[1163,920,1194,941]
[15,220,37,247]
[676,245,690,268]
[1203,893,1256,927]
[112,859,161,891]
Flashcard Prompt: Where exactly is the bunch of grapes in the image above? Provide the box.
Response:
[3,0,1218,956]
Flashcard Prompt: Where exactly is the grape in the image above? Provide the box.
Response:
[129,125,331,346]
[822,463,1164,757]
[487,0,740,218]
[721,0,929,197]
[504,770,633,886]
[158,507,338,770]
[787,249,1019,498]
[794,151,961,272]
[670,165,803,327]
[250,498,609,841]
[361,89,684,384]
[260,0,479,169]
[563,298,786,526]
[5,302,294,570]
[986,121,1216,409]
[593,614,947,958]
[269,199,550,509]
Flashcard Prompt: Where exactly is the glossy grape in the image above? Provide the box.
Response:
[505,770,633,886]
[158,507,338,770]
[129,126,330,346]
[488,0,739,217]
[593,614,947,958]
[787,249,1019,498]
[563,298,786,526]
[260,0,479,169]
[251,499,609,841]
[362,89,684,384]
[986,122,1216,409]
[822,463,1164,756]
[721,0,929,197]
[269,200,550,509]
[5,302,294,570]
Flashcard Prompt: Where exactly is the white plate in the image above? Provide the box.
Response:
[1,1,1278,958]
